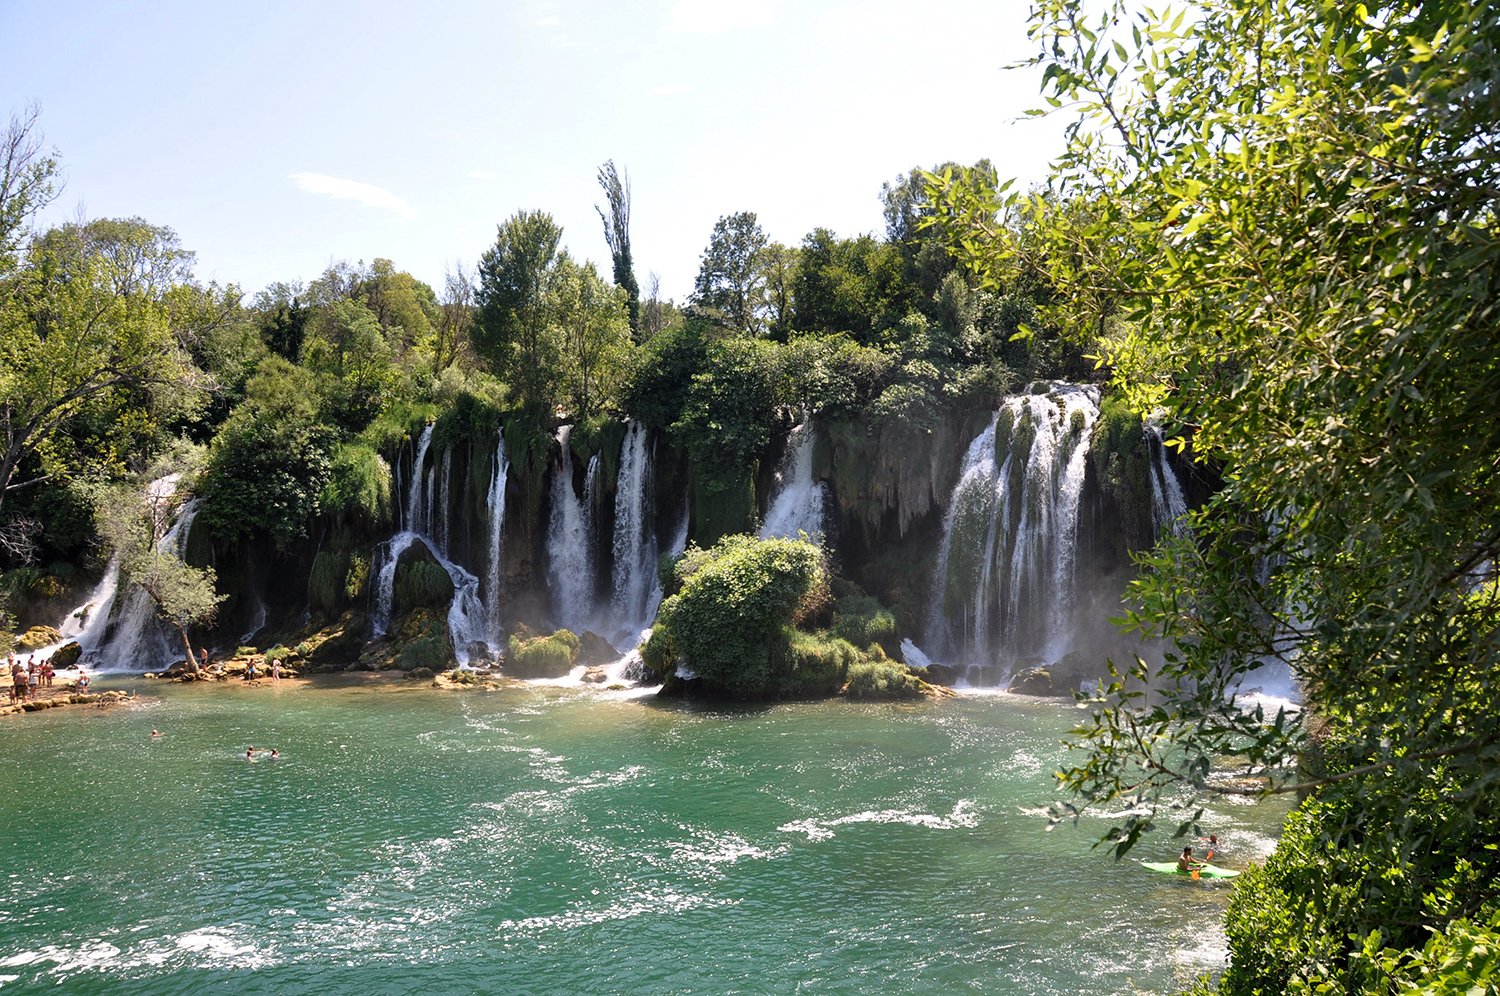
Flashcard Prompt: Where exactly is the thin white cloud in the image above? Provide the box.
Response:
[651,82,694,97]
[469,169,499,180]
[288,172,416,219]
[667,0,774,34]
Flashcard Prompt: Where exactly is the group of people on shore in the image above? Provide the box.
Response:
[7,652,62,704]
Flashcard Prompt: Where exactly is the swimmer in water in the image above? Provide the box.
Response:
[151,728,162,738]
[246,745,255,759]
[269,749,279,759]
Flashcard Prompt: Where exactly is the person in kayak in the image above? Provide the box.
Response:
[1177,846,1203,873]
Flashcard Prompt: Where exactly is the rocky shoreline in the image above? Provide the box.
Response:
[0,683,132,717]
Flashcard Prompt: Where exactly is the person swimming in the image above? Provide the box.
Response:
[246,745,255,759]
[151,728,162,738]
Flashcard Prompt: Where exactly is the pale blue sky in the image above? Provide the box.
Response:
[1,0,1064,301]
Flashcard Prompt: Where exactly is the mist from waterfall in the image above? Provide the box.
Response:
[924,384,1101,681]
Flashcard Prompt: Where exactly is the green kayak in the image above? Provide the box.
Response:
[1140,861,1241,879]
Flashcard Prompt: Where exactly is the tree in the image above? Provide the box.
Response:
[435,261,474,372]
[925,0,1500,988]
[690,211,769,335]
[0,103,59,277]
[792,230,905,344]
[474,210,566,414]
[553,258,630,421]
[96,484,224,668]
[595,160,640,338]
[197,356,337,549]
[0,218,207,523]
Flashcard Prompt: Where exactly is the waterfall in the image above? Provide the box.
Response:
[434,447,453,556]
[88,498,202,671]
[485,432,510,645]
[1146,422,1189,538]
[372,532,419,637]
[925,384,1102,680]
[924,414,1001,664]
[610,421,658,641]
[370,423,490,664]
[759,417,826,542]
[546,426,597,632]
[405,425,433,534]
[370,529,487,665]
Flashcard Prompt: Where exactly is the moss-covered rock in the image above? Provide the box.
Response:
[830,590,899,658]
[49,642,82,668]
[393,547,454,617]
[396,636,449,671]
[16,626,61,651]
[506,629,581,679]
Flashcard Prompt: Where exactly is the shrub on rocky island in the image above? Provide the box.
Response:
[845,659,931,700]
[507,629,580,679]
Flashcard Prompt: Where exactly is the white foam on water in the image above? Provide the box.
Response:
[778,799,979,842]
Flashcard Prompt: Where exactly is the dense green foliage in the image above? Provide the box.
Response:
[920,0,1500,989]
[644,535,834,698]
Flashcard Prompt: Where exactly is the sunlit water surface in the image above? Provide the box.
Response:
[0,678,1285,993]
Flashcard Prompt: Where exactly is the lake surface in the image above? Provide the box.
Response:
[0,679,1284,993]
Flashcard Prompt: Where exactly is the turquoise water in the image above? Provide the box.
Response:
[0,679,1284,993]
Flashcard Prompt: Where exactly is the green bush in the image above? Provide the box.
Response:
[506,629,581,679]
[779,630,859,696]
[1206,773,1500,995]
[308,548,350,614]
[831,591,898,652]
[645,534,829,698]
[197,357,338,549]
[320,442,392,528]
[845,660,928,699]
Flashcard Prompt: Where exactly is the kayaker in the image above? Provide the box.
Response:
[1177,846,1202,873]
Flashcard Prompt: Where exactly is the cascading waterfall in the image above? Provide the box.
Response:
[924,414,1001,666]
[405,425,433,535]
[1146,421,1189,538]
[546,426,597,632]
[924,384,1102,680]
[371,423,489,664]
[759,417,827,542]
[610,421,658,642]
[484,432,509,646]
